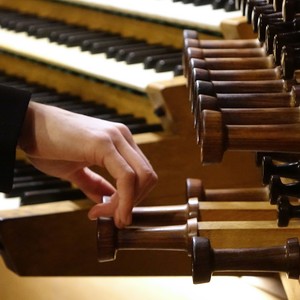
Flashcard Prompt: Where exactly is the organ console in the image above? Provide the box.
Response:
[1,0,300,298]
[0,0,262,278]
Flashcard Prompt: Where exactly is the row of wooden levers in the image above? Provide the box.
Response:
[96,0,300,284]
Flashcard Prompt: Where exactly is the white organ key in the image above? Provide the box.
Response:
[0,28,174,92]
[0,193,20,210]
[55,0,242,32]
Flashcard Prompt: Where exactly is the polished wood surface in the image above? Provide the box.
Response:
[192,236,300,283]
[97,216,300,262]
[0,1,264,277]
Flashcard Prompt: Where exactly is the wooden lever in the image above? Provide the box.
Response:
[273,30,300,64]
[195,107,300,136]
[277,196,300,226]
[196,86,300,111]
[131,200,276,225]
[101,178,270,226]
[191,67,281,81]
[183,47,267,83]
[186,178,269,202]
[188,67,283,105]
[251,3,275,32]
[200,109,300,164]
[269,175,300,204]
[192,236,300,283]
[281,45,300,79]
[257,11,282,43]
[97,218,300,263]
[189,57,275,71]
[194,79,290,98]
[262,155,300,184]
[97,217,198,262]
[283,0,300,21]
[183,37,262,50]
[191,79,294,115]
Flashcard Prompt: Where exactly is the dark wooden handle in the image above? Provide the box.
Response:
[262,156,300,184]
[192,236,300,283]
[131,198,199,226]
[277,196,300,226]
[97,218,198,262]
[269,175,300,204]
[200,110,300,164]
[283,0,299,21]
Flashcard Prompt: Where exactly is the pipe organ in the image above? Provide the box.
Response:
[0,0,299,298]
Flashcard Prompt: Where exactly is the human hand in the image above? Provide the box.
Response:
[18,102,158,228]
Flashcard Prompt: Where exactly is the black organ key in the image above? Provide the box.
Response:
[37,23,76,39]
[21,187,86,205]
[111,42,154,61]
[193,0,214,5]
[127,123,163,134]
[65,31,111,47]
[155,57,183,72]
[144,52,182,69]
[29,23,68,37]
[80,34,121,51]
[0,13,28,28]
[14,165,44,177]
[13,174,59,184]
[56,29,93,45]
[32,93,81,104]
[115,44,157,61]
[49,26,84,43]
[106,42,149,58]
[89,37,137,54]
[126,47,175,64]
[174,64,184,76]
[5,179,71,198]
[224,0,236,11]
[13,18,49,32]
[212,0,228,9]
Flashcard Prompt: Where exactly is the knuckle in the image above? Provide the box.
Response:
[115,123,132,137]
[140,167,158,186]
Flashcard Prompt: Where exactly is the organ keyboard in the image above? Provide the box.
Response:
[0,0,262,277]
[52,0,244,37]
[2,0,298,296]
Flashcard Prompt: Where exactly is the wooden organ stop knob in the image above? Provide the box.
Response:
[277,196,300,226]
[262,156,300,184]
[97,218,300,281]
[196,87,300,110]
[200,110,300,164]
[97,217,198,262]
[185,178,269,202]
[269,175,300,204]
[192,236,300,283]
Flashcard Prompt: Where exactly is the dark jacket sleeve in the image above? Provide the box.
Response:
[0,84,31,193]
